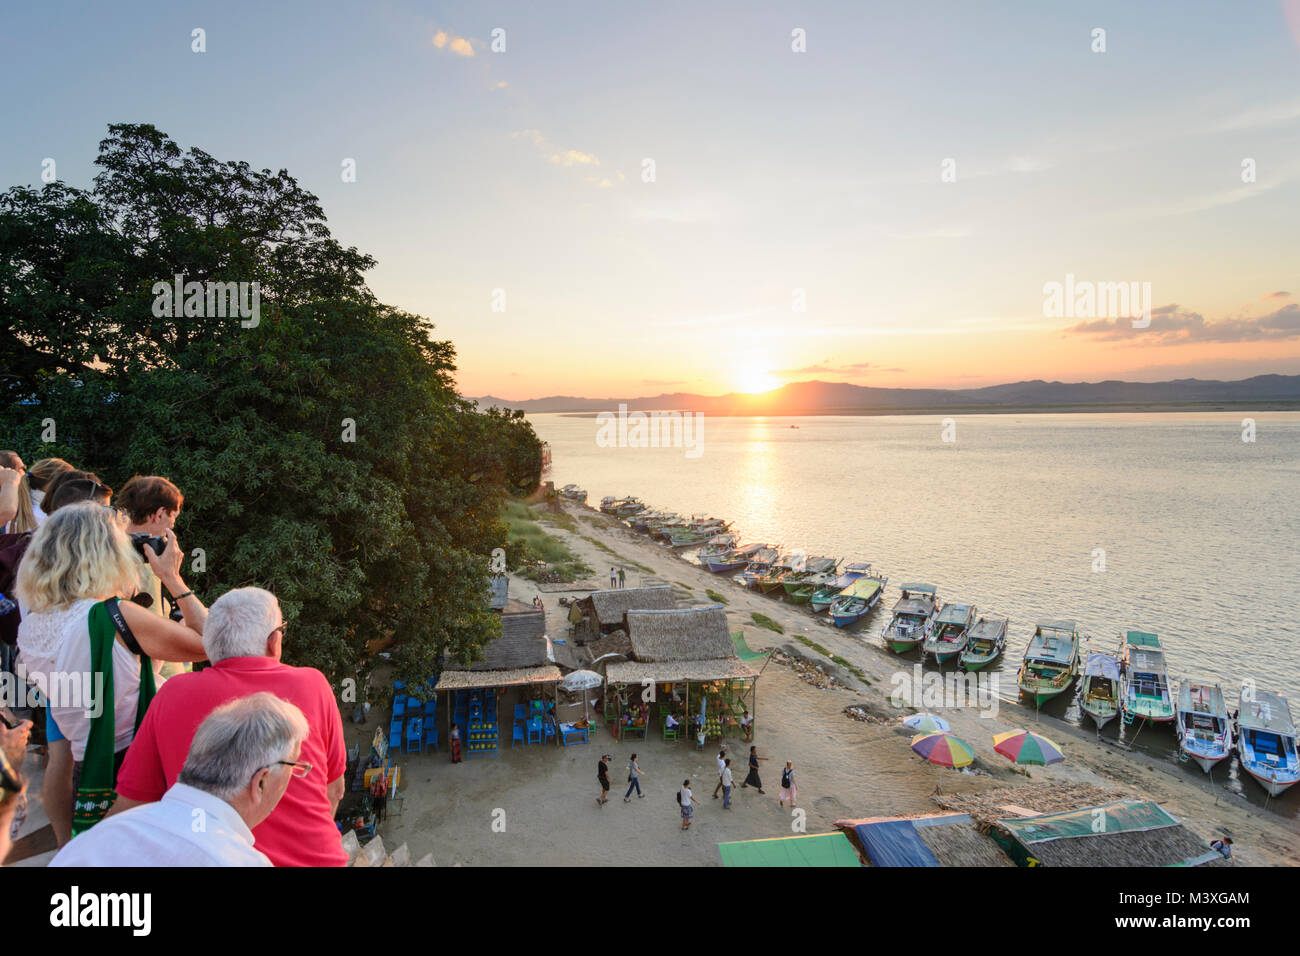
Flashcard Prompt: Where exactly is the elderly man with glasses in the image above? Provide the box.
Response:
[51,693,309,866]
[109,587,348,866]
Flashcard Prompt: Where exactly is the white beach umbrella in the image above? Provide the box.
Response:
[560,669,603,723]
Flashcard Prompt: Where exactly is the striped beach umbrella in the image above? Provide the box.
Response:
[902,713,951,734]
[910,732,975,768]
[992,730,1065,766]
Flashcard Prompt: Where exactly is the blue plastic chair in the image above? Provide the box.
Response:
[512,723,525,748]
[514,704,527,722]
[526,719,542,745]
[423,720,439,753]
[406,717,423,754]
[393,680,406,692]
[543,720,556,744]
[423,699,437,719]
[388,722,402,751]
[393,697,405,717]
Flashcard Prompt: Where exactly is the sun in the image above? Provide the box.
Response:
[734,362,781,394]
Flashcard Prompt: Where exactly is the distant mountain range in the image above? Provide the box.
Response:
[467,374,1300,415]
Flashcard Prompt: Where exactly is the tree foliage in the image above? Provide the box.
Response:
[1,124,542,686]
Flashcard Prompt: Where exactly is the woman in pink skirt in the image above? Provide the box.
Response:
[778,761,797,808]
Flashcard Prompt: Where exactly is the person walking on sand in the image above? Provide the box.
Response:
[712,746,729,798]
[741,745,768,793]
[624,753,646,801]
[618,567,626,588]
[678,779,697,830]
[720,759,735,809]
[779,761,797,808]
[596,754,612,806]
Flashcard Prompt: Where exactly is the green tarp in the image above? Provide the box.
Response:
[999,800,1178,844]
[1126,631,1160,646]
[731,631,770,662]
[718,832,861,867]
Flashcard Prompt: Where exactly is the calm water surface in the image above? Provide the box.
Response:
[533,411,1300,802]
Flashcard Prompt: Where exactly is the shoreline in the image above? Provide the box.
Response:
[373,499,1300,866]
[549,403,1300,418]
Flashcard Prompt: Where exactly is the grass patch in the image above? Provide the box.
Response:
[576,535,654,574]
[502,501,592,583]
[676,581,694,591]
[750,613,784,634]
[705,589,728,605]
[537,509,578,533]
[790,634,867,681]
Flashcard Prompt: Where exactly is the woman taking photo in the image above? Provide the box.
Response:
[15,502,207,842]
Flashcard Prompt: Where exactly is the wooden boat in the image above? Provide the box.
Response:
[700,542,765,574]
[667,521,731,548]
[923,602,977,664]
[630,510,678,532]
[810,562,874,612]
[757,551,805,594]
[829,572,887,628]
[1017,621,1080,706]
[1078,652,1121,731]
[654,515,726,542]
[1236,689,1299,796]
[559,484,587,503]
[1176,681,1231,774]
[880,583,939,653]
[1119,631,1175,725]
[791,571,838,605]
[695,533,739,560]
[780,556,839,598]
[739,546,781,587]
[959,615,1008,671]
[614,497,647,517]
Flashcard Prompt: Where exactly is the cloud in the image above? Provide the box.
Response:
[432,29,475,57]
[1264,291,1292,300]
[551,149,599,167]
[1064,303,1300,344]
[512,130,609,185]
[493,81,508,89]
[642,379,686,387]
[775,360,878,376]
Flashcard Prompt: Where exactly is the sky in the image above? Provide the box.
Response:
[3,0,1299,399]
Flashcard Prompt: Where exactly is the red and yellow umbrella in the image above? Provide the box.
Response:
[910,732,975,768]
[992,729,1065,766]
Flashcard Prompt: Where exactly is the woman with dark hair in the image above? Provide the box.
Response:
[42,470,112,514]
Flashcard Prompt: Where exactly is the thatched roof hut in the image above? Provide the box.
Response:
[436,603,563,692]
[992,800,1230,867]
[626,606,733,661]
[932,782,1128,828]
[588,628,632,664]
[574,586,676,643]
[835,814,1012,867]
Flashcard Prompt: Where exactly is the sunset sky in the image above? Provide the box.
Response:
[3,1,1299,398]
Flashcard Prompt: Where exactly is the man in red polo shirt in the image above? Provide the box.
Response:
[111,587,347,866]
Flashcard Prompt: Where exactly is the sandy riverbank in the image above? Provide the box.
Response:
[370,501,1300,866]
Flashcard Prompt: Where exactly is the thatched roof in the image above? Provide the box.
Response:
[625,606,733,662]
[994,801,1229,867]
[447,607,547,671]
[588,628,632,662]
[932,782,1128,828]
[582,586,676,628]
[605,657,759,684]
[434,665,562,691]
[835,814,1012,867]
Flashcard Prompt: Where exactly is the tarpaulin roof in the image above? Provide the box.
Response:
[718,832,861,867]
[852,820,940,866]
[1084,653,1120,680]
[999,800,1177,844]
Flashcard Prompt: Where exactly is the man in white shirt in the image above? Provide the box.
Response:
[51,692,308,867]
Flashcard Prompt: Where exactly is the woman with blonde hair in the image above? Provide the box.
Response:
[25,457,74,527]
[15,502,207,842]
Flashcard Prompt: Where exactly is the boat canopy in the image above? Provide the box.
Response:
[1084,653,1120,680]
[1128,648,1166,673]
[900,583,937,594]
[841,561,873,575]
[1025,629,1076,663]
[892,597,934,616]
[1126,630,1160,647]
[1036,620,1076,634]
[838,577,881,600]
[967,616,1007,639]
[1178,682,1226,716]
[1237,690,1297,735]
[935,604,972,624]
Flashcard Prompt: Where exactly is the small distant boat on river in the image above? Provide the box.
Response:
[1236,689,1300,796]
[1078,652,1121,731]
[1176,681,1232,774]
[1017,621,1081,706]
[959,614,1008,671]
[881,583,939,653]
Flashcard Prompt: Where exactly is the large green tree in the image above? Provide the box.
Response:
[1,123,542,686]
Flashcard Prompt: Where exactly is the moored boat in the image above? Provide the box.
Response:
[880,583,939,653]
[780,555,839,598]
[599,495,643,516]
[757,551,805,594]
[700,542,765,574]
[959,614,1008,671]
[695,533,739,560]
[667,520,732,548]
[1236,689,1299,796]
[1078,652,1121,731]
[1119,630,1175,725]
[1017,621,1081,706]
[1176,680,1232,774]
[829,572,887,628]
[923,602,977,664]
[559,483,587,503]
[739,546,781,588]
[810,562,874,612]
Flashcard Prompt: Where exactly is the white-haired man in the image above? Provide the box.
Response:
[52,693,308,866]
[110,587,347,866]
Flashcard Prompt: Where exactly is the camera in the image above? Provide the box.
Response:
[129,533,167,558]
